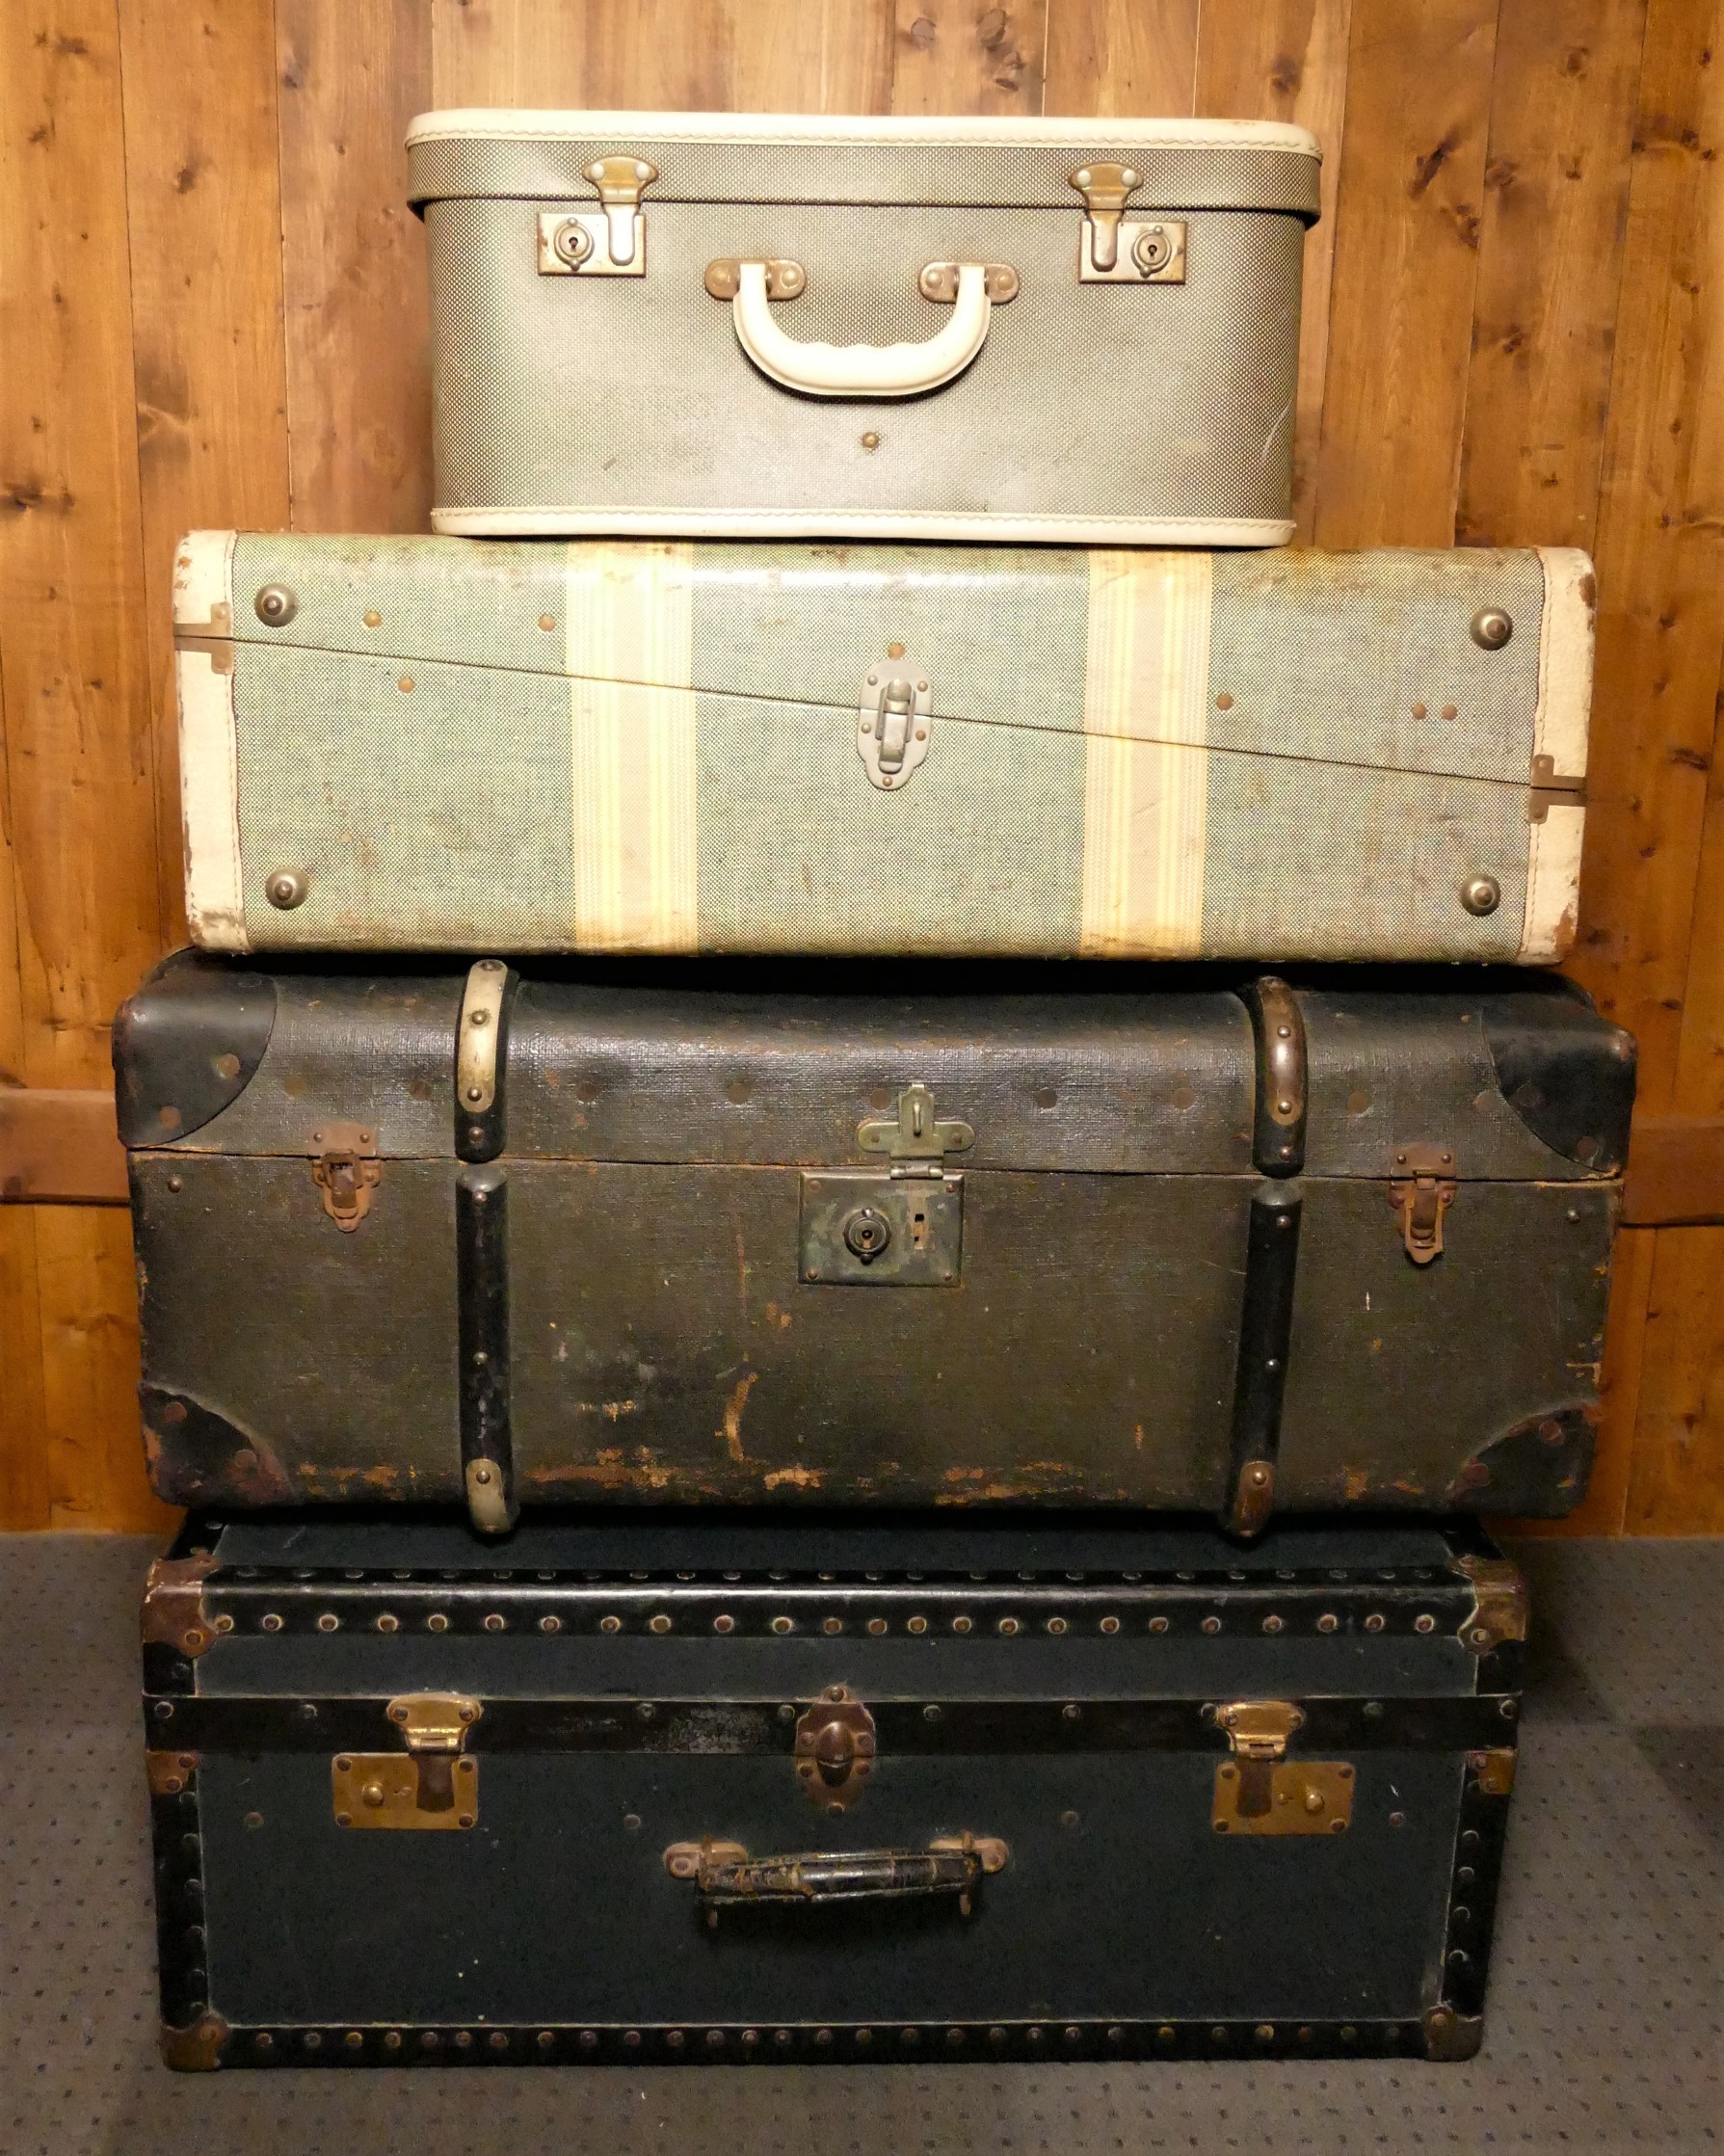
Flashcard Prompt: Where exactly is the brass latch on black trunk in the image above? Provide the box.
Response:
[332,1693,481,1829]
[1211,1701,1354,1837]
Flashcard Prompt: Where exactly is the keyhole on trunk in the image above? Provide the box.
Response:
[912,1206,927,1250]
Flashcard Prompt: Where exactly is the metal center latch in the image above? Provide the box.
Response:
[1211,1700,1354,1837]
[793,1686,877,1811]
[538,155,658,277]
[1389,1143,1459,1264]
[858,659,933,790]
[1069,164,1187,283]
[800,1085,973,1286]
[332,1693,481,1830]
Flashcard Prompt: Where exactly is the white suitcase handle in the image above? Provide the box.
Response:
[727,260,1003,399]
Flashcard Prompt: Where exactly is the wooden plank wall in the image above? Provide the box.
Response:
[0,0,1719,1531]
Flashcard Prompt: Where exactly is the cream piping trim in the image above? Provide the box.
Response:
[408,110,1320,157]
[434,509,1295,548]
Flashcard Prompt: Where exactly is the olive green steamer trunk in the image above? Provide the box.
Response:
[115,956,1631,1536]
[404,112,1321,545]
[174,533,1591,964]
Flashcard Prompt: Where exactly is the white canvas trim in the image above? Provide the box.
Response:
[172,528,234,629]
[173,533,248,952]
[408,110,1319,158]
[1520,804,1584,964]
[434,507,1295,548]
[1533,547,1594,781]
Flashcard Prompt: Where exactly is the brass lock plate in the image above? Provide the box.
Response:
[332,1750,478,1829]
[1212,1758,1355,1836]
[799,1170,963,1286]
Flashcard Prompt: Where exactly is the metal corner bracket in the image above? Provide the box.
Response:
[142,1551,222,1659]
[1454,1554,1528,1654]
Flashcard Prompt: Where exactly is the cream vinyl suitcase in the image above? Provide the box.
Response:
[405,112,1321,544]
[174,533,1590,963]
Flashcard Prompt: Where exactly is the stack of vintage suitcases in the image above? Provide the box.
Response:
[125,112,1632,2070]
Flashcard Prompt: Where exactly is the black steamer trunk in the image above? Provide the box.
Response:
[116,957,1632,1531]
[146,1513,1524,2067]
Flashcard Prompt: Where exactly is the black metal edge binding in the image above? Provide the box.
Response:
[158,1693,1513,1755]
[458,1162,516,1533]
[1220,1183,1302,1535]
[187,1569,1480,1642]
[147,1745,230,2067]
[1425,1726,1518,2059]
[454,957,516,1162]
[1236,975,1308,1177]
[189,2015,1435,2070]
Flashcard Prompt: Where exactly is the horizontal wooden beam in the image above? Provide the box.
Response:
[1623,1113,1724,1227]
[0,1088,129,1204]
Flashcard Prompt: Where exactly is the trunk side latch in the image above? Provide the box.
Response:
[1389,1143,1458,1264]
[332,1693,481,1830]
[1211,1699,1355,1837]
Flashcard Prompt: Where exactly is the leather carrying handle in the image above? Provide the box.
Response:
[729,260,995,397]
[665,1838,1005,1907]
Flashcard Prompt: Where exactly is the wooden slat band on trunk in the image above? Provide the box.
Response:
[1622,1114,1724,1227]
[0,1091,129,1206]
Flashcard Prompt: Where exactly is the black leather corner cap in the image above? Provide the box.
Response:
[1485,983,1636,1174]
[112,950,278,1146]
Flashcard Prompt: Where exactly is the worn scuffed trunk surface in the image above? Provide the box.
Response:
[144,1513,1523,2064]
[117,956,1632,1525]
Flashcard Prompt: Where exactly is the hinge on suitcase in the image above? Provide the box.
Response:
[1210,1700,1355,1837]
[332,1693,482,1830]
[1389,1143,1458,1264]
[309,1121,381,1231]
[1069,164,1187,282]
[537,156,657,276]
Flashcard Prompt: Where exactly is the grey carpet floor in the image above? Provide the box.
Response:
[1,1531,1717,2156]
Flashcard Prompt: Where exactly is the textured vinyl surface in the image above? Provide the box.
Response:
[2,1532,1718,2154]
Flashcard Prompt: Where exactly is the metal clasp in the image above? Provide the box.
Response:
[793,1686,877,1812]
[1389,1143,1458,1264]
[858,659,932,789]
[1069,164,1186,283]
[857,1082,974,1170]
[537,155,658,277]
[309,1121,381,1232]
[1212,1700,1354,1837]
[332,1693,482,1830]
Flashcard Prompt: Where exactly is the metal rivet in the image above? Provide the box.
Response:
[1472,606,1513,649]
[539,1613,561,1634]
[484,1612,506,1633]
[1415,1613,1436,1633]
[599,1614,622,1634]
[1365,1612,1386,1633]
[861,431,880,449]
[771,1615,793,1635]
[254,584,296,626]
[265,868,306,910]
[1201,1614,1221,1635]
[397,676,414,694]
[1461,874,1501,916]
[538,613,556,631]
[362,609,382,627]
[316,1612,339,1633]
[427,1612,449,1633]
[260,1612,282,1633]
[376,1613,398,1634]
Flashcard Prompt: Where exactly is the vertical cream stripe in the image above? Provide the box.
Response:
[1079,551,1211,956]
[567,542,700,951]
